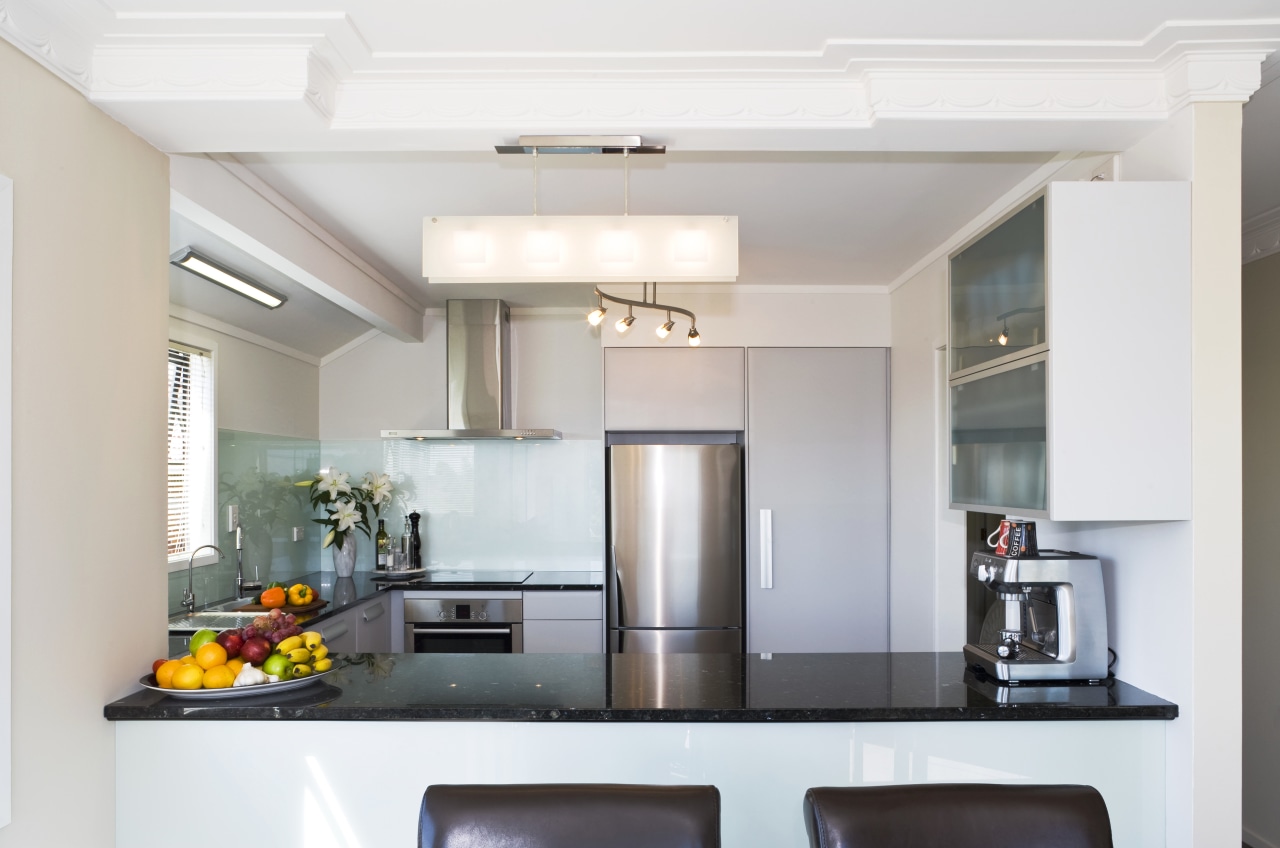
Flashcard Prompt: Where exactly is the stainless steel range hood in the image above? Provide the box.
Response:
[382,300,562,441]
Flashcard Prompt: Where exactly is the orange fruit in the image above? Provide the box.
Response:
[179,654,197,665]
[195,642,228,670]
[202,665,235,689]
[225,658,245,677]
[155,659,183,689]
[171,664,204,690]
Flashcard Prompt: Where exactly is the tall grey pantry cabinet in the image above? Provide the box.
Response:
[746,348,889,653]
[601,346,889,653]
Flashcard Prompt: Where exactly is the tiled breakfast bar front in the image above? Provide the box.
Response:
[106,652,1176,847]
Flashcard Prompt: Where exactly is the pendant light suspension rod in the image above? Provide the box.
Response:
[624,148,630,216]
[532,147,539,216]
[593,285,696,327]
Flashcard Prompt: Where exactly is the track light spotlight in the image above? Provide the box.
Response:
[657,312,675,339]
[616,306,636,333]
[688,326,701,347]
[588,306,607,326]
[998,322,1009,346]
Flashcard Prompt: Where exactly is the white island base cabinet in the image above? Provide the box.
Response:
[116,719,1165,848]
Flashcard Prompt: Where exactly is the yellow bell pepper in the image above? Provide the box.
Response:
[287,583,315,606]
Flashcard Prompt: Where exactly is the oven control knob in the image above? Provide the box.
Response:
[478,611,488,621]
[438,610,447,620]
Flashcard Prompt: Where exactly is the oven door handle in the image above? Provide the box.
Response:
[411,627,513,635]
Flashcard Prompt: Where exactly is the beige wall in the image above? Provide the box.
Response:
[0,39,169,848]
[1242,250,1280,847]
[169,316,320,439]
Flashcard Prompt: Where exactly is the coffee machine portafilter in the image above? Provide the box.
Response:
[962,550,1109,683]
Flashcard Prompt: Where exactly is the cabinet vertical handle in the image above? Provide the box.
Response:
[760,508,773,589]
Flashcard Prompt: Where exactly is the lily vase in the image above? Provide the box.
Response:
[332,533,357,578]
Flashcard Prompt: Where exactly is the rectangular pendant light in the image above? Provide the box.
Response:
[170,248,286,309]
[422,215,738,283]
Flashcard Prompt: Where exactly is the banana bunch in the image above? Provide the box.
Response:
[275,630,333,677]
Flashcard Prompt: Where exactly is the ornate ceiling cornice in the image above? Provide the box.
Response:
[2,0,1277,152]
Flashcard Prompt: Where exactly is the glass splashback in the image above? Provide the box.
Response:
[950,355,1048,514]
[950,196,1046,376]
[168,430,321,615]
[322,438,604,569]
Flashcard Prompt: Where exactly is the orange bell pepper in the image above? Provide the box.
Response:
[259,586,287,609]
[287,584,315,606]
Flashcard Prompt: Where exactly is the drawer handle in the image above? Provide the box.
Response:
[760,508,773,590]
[323,623,350,640]
[412,627,511,635]
[362,604,385,622]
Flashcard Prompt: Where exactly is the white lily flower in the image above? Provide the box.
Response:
[363,472,393,506]
[319,470,352,500]
[331,500,361,534]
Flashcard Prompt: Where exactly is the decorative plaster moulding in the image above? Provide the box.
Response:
[1244,206,1280,264]
[1,2,1277,151]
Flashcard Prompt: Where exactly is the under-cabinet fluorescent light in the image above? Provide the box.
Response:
[170,248,286,309]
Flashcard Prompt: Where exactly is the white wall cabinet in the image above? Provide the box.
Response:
[948,181,1192,521]
[604,347,745,431]
[523,590,603,653]
[746,348,890,653]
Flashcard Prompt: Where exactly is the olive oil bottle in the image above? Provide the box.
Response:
[375,519,390,570]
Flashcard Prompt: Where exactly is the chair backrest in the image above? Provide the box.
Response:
[803,784,1113,848]
[420,783,721,848]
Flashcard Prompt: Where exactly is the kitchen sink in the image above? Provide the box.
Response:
[167,610,259,633]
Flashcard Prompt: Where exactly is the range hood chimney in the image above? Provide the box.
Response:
[382,300,562,441]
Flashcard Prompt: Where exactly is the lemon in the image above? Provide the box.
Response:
[171,664,204,690]
[202,665,235,689]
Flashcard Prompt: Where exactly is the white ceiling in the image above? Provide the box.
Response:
[4,0,1279,358]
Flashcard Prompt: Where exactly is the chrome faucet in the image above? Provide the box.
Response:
[183,544,224,615]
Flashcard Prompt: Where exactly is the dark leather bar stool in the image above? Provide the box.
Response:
[803,783,1113,848]
[419,783,721,848]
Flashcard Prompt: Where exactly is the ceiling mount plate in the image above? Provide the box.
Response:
[495,135,665,154]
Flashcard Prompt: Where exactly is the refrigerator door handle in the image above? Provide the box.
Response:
[760,508,774,589]
[609,544,622,627]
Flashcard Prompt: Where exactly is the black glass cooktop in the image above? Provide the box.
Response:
[409,570,533,585]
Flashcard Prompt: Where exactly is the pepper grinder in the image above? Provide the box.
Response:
[409,510,423,569]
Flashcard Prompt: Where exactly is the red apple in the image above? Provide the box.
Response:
[152,658,167,674]
[240,636,271,665]
[215,629,245,659]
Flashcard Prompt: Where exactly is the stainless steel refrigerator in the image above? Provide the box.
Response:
[608,443,743,653]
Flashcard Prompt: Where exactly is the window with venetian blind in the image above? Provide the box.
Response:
[167,343,214,563]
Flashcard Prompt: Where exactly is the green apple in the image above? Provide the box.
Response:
[188,628,218,654]
[262,653,294,680]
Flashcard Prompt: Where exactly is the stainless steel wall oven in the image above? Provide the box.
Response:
[403,598,524,653]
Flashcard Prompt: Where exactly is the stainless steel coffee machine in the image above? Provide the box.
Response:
[963,549,1109,683]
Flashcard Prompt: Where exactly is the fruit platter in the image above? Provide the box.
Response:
[144,607,339,700]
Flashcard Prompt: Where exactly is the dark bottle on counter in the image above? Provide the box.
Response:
[409,510,423,569]
[375,519,390,570]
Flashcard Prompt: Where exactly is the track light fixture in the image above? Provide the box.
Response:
[588,283,701,346]
[998,322,1009,346]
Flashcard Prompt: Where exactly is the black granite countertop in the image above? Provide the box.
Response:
[377,570,604,591]
[105,651,1176,723]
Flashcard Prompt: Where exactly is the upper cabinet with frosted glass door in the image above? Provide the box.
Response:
[948,181,1193,521]
[950,196,1047,380]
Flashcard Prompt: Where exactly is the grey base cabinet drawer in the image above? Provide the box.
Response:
[523,620,604,654]
[523,591,603,620]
